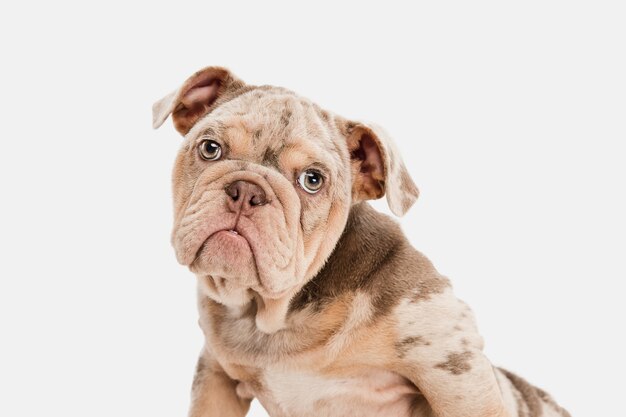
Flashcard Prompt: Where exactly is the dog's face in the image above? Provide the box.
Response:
[153,66,418,310]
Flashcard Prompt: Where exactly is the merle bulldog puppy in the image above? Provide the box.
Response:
[152,66,570,417]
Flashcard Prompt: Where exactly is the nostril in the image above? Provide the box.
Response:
[225,183,240,201]
[250,194,266,206]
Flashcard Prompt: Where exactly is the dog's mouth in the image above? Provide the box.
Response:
[212,228,244,240]
[194,227,253,262]
[191,226,297,300]
[187,222,262,288]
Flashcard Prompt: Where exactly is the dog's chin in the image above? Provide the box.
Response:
[190,230,259,285]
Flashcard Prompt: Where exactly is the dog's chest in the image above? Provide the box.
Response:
[248,366,419,417]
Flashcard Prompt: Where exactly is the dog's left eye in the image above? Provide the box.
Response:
[198,140,222,161]
[297,170,324,194]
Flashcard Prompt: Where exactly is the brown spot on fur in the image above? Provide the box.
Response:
[290,203,450,316]
[345,120,357,133]
[409,272,450,303]
[262,148,281,169]
[201,127,219,138]
[280,108,292,127]
[395,335,430,358]
[435,351,473,375]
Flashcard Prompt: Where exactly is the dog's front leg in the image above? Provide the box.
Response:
[188,349,251,417]
[392,294,512,417]
[398,349,511,417]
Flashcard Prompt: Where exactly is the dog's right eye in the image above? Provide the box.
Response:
[198,140,222,161]
[297,169,324,194]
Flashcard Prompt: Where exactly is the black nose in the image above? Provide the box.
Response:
[225,180,268,210]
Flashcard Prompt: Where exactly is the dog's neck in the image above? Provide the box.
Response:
[289,202,407,313]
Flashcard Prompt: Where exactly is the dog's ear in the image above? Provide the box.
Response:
[152,66,246,135]
[342,121,419,216]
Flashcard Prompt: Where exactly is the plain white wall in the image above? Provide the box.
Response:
[1,1,624,416]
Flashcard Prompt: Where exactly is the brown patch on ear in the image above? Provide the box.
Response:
[152,66,246,135]
[346,126,387,201]
[338,118,419,216]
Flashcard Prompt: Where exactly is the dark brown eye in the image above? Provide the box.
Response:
[297,170,324,194]
[198,140,222,161]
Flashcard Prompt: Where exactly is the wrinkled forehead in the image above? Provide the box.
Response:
[185,86,346,175]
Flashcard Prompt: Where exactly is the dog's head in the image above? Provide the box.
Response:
[153,66,418,330]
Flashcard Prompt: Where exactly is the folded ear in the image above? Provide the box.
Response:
[152,66,245,135]
[343,121,419,216]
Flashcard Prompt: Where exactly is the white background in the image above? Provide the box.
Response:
[1,1,624,416]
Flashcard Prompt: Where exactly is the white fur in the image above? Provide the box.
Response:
[259,367,418,417]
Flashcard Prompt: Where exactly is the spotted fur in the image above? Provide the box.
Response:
[152,66,569,417]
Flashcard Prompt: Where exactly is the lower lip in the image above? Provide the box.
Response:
[217,230,241,237]
[215,229,247,241]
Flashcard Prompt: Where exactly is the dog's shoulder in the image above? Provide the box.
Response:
[287,202,485,364]
[290,202,451,316]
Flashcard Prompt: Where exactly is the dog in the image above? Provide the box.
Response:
[152,66,570,417]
